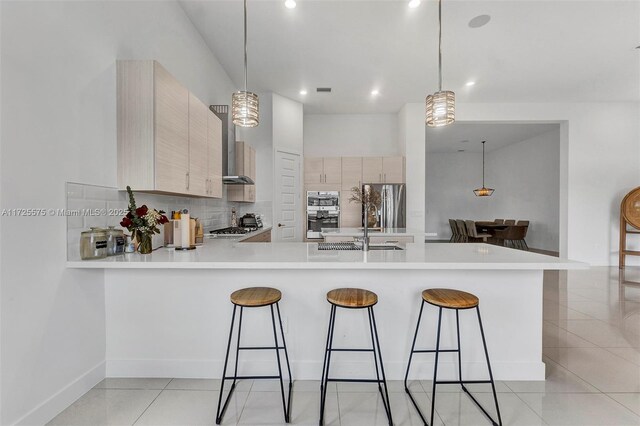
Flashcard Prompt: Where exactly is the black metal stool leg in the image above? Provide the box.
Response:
[276,303,293,422]
[216,305,238,425]
[404,300,429,425]
[476,306,503,426]
[319,305,337,426]
[367,307,382,392]
[370,307,394,426]
[430,307,443,426]
[456,309,464,392]
[270,304,290,423]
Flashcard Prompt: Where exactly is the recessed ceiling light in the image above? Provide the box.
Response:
[468,14,491,28]
[299,90,307,95]
[284,0,296,9]
[371,90,380,96]
[408,0,421,8]
[465,81,476,87]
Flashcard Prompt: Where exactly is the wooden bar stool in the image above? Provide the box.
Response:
[404,289,502,426]
[216,287,292,424]
[319,288,393,426]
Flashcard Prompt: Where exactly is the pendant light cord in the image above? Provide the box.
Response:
[438,0,442,91]
[243,0,248,93]
[482,141,486,187]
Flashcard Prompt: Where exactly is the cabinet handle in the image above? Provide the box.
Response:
[379,173,381,182]
[384,173,386,182]
[186,172,190,190]
[320,173,322,183]
[324,174,327,183]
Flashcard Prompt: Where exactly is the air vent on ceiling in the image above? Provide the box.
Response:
[316,87,332,93]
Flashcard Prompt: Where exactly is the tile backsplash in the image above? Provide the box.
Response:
[66,182,272,260]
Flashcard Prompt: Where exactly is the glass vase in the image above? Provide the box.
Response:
[137,233,153,254]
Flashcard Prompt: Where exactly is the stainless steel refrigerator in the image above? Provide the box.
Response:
[363,183,406,228]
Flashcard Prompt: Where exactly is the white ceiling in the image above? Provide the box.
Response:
[179,0,640,114]
[426,121,560,153]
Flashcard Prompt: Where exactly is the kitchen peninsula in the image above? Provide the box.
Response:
[69,240,584,382]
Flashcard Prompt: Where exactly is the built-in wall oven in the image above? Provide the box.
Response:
[306,191,340,239]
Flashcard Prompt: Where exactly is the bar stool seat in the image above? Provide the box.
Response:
[231,287,282,307]
[327,288,378,308]
[422,288,479,309]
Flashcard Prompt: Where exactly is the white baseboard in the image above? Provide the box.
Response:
[106,359,545,381]
[14,361,105,426]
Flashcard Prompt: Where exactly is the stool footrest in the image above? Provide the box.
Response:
[413,348,459,353]
[329,348,374,352]
[327,378,384,383]
[238,346,285,350]
[223,375,282,380]
[437,380,492,385]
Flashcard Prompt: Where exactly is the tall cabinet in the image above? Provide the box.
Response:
[117,60,222,198]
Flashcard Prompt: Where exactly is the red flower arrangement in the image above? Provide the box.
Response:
[120,186,168,253]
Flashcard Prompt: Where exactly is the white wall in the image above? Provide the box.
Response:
[425,151,490,237]
[425,129,561,252]
[486,130,561,251]
[0,1,237,424]
[400,102,640,265]
[303,114,399,156]
[399,104,426,231]
[273,93,304,155]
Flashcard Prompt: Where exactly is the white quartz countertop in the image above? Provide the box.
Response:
[213,225,272,242]
[67,237,586,270]
[321,227,422,237]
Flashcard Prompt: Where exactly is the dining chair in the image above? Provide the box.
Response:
[494,219,505,224]
[504,219,516,225]
[449,219,459,242]
[455,220,468,243]
[516,220,529,226]
[515,221,529,250]
[465,220,491,243]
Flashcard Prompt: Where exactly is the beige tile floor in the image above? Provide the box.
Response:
[49,267,640,425]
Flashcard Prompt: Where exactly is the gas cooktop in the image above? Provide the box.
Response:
[210,226,258,235]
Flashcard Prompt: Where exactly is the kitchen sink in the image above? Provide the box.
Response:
[368,244,404,250]
[317,242,404,251]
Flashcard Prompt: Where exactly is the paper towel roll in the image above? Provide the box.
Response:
[180,210,190,248]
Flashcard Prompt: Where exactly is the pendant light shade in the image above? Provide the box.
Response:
[232,91,259,128]
[473,140,494,197]
[425,90,455,127]
[232,0,259,127]
[426,0,455,128]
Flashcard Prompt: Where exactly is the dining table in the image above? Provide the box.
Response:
[475,221,528,246]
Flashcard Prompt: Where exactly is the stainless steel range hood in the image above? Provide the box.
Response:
[209,105,255,185]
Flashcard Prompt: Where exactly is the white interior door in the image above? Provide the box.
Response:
[275,151,301,241]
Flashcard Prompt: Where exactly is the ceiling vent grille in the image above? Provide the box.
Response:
[316,87,332,93]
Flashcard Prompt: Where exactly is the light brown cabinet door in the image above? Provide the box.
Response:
[382,156,405,183]
[341,157,362,190]
[323,157,342,184]
[249,146,256,181]
[340,191,362,227]
[362,157,383,184]
[154,62,189,194]
[188,93,208,197]
[304,157,324,184]
[207,110,222,198]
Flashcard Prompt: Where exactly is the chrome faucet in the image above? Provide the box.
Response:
[362,185,370,252]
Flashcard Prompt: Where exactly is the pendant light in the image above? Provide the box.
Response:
[473,141,494,196]
[425,0,455,127]
[232,0,259,127]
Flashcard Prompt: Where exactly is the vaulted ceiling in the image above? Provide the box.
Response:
[180,0,640,114]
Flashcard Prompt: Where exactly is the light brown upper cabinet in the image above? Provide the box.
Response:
[117,60,222,198]
[341,157,363,190]
[361,156,405,184]
[304,157,342,184]
[362,157,383,184]
[227,141,256,202]
[382,156,405,183]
